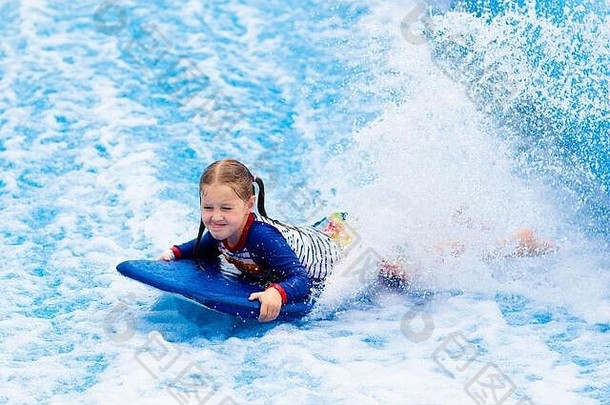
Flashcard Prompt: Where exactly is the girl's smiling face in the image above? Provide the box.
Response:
[201,183,254,246]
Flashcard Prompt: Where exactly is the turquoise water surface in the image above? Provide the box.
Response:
[1,0,609,404]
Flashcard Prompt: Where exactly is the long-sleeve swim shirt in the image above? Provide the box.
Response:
[172,213,342,304]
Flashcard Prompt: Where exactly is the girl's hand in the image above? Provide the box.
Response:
[158,249,175,261]
[249,288,282,322]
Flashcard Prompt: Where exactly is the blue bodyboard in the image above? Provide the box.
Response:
[116,260,314,321]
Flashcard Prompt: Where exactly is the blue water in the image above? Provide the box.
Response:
[1,0,609,404]
[433,0,610,238]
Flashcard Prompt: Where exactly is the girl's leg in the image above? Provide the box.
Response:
[377,228,557,288]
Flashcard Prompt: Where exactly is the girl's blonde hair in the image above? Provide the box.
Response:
[199,159,264,210]
[194,159,267,265]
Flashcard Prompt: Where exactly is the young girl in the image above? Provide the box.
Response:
[159,159,343,322]
[161,159,556,321]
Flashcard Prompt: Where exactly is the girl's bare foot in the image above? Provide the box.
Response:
[507,228,557,257]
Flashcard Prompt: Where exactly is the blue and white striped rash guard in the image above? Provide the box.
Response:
[172,213,342,303]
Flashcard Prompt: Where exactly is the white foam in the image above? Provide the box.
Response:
[2,0,608,404]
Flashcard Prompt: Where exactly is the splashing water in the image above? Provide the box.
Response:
[2,0,609,404]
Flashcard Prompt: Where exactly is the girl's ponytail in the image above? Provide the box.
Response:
[194,193,206,269]
[253,177,268,217]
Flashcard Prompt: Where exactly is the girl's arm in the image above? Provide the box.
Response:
[246,222,312,304]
